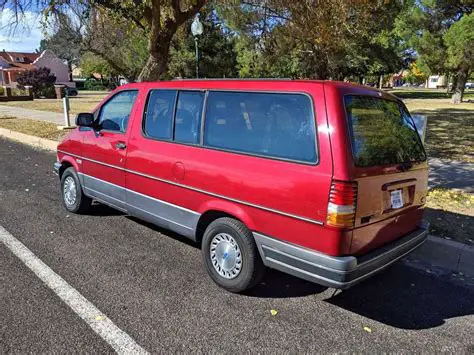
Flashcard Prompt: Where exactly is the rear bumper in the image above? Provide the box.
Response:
[253,222,429,289]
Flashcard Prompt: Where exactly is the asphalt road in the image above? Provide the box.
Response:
[1,137,473,353]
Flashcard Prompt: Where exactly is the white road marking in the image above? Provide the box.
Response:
[0,225,149,354]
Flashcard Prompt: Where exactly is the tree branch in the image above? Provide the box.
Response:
[174,0,207,25]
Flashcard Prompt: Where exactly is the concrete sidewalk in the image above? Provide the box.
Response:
[0,105,65,125]
[428,158,474,193]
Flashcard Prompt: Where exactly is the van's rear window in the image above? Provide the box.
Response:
[344,96,426,167]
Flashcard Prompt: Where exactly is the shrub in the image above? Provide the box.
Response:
[11,88,28,96]
[84,79,107,91]
[16,67,56,98]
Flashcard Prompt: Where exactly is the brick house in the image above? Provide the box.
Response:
[0,49,75,88]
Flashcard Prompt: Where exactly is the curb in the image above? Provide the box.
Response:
[407,235,474,277]
[0,127,57,152]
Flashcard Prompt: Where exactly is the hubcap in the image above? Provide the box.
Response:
[63,176,77,206]
[210,233,242,279]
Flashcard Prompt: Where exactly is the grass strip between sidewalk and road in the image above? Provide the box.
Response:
[425,188,473,246]
[0,92,107,115]
[0,116,68,141]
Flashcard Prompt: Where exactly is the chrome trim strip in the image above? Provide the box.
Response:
[58,150,324,226]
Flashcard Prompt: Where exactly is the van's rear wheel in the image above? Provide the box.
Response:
[202,217,265,293]
[60,167,91,214]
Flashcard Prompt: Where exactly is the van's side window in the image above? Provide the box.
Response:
[174,91,204,144]
[204,91,317,163]
[99,90,138,133]
[144,90,177,140]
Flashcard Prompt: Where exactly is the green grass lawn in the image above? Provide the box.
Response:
[0,116,69,141]
[404,101,474,163]
[389,87,474,100]
[425,188,473,245]
[390,89,474,245]
[0,91,108,115]
[389,89,474,163]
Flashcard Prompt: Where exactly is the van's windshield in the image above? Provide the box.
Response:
[344,95,426,167]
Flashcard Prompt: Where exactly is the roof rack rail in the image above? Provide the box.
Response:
[170,78,294,81]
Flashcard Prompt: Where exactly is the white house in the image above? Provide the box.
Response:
[427,75,448,89]
[0,49,75,88]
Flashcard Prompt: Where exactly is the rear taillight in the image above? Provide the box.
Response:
[326,180,358,228]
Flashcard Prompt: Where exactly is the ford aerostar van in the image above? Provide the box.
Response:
[54,80,429,293]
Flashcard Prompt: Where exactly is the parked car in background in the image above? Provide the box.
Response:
[65,87,78,96]
[465,82,474,89]
[54,80,429,293]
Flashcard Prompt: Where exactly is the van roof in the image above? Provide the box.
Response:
[120,79,400,101]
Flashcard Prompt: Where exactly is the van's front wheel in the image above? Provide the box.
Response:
[202,217,265,293]
[60,167,91,214]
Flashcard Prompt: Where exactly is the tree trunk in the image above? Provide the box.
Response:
[67,60,73,82]
[451,67,469,104]
[378,74,384,89]
[138,51,169,82]
[445,73,450,95]
[138,21,174,82]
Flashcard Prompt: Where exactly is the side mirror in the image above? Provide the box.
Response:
[76,112,95,128]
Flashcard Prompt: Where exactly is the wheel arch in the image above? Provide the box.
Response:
[58,155,80,179]
[195,202,256,244]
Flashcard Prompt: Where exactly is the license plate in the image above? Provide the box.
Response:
[391,189,404,209]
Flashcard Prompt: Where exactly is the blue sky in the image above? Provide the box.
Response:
[0,9,42,52]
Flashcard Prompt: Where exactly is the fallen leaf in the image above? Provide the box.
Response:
[95,315,105,321]
[363,326,372,333]
[270,309,278,316]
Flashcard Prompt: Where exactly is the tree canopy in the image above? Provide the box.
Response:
[3,0,474,102]
[395,0,473,102]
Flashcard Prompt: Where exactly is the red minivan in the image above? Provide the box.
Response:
[54,80,429,293]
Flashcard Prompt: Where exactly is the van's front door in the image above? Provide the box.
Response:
[81,90,139,211]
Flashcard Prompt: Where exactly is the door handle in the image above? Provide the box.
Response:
[115,142,127,150]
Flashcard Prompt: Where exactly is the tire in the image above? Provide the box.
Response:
[202,217,265,293]
[60,167,92,214]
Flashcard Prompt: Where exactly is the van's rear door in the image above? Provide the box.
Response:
[344,95,428,255]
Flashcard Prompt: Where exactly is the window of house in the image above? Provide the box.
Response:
[203,91,317,163]
[98,90,138,133]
